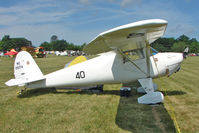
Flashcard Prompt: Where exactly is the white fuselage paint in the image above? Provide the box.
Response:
[27,51,183,89]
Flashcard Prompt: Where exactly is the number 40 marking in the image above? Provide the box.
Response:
[76,71,85,79]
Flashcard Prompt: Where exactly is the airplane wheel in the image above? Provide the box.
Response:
[51,87,57,93]
[120,87,131,97]
[97,85,103,92]
[17,89,25,96]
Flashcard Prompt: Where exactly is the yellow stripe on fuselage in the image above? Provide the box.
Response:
[68,56,87,67]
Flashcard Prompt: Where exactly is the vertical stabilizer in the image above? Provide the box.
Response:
[5,51,44,86]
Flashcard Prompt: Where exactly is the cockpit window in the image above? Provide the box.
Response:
[123,48,145,61]
[122,47,158,61]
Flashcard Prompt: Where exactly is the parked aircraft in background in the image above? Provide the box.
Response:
[55,51,68,56]
[4,49,18,57]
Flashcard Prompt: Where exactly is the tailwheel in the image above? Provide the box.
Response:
[17,87,27,96]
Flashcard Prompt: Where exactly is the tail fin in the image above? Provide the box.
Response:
[5,51,45,86]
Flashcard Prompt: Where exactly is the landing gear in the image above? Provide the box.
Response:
[137,83,158,93]
[97,85,103,92]
[89,85,103,92]
[17,87,27,96]
[120,87,131,97]
[50,87,57,93]
[138,78,164,104]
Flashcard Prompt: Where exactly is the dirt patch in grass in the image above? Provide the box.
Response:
[152,106,167,133]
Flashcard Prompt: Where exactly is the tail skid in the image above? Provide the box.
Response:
[5,51,45,86]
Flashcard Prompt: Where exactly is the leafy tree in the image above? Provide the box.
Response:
[189,41,199,53]
[2,35,10,41]
[40,35,87,51]
[66,43,75,50]
[177,35,189,43]
[171,42,186,52]
[51,35,58,42]
[151,37,176,52]
[151,35,199,53]
[81,43,87,51]
[12,38,32,47]
[0,41,10,51]
[40,41,52,51]
[151,42,167,52]
[0,35,32,51]
[52,40,68,51]
[190,38,197,44]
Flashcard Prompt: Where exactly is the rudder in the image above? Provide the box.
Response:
[5,51,44,86]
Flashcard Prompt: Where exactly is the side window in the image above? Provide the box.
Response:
[123,48,145,61]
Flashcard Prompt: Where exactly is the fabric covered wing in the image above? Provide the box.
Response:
[84,19,167,55]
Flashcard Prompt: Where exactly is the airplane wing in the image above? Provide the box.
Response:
[83,19,168,55]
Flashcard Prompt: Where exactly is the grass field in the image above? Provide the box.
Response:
[0,55,199,133]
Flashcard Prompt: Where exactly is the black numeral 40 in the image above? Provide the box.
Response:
[76,71,85,79]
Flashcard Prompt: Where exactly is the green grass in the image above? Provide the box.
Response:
[0,55,198,133]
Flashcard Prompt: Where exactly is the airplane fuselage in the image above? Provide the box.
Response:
[27,51,183,89]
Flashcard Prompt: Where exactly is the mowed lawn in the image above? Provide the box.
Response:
[0,55,199,133]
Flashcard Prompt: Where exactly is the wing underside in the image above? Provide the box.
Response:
[83,19,168,55]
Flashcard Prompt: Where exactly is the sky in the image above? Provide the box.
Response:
[0,0,198,46]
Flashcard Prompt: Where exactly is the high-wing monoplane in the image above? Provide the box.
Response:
[5,19,184,104]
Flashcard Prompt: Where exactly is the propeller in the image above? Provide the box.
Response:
[183,47,189,59]
[175,47,189,73]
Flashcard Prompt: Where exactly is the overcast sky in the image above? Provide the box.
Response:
[0,0,198,46]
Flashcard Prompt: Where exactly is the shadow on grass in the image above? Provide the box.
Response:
[18,87,186,98]
[17,88,121,98]
[161,90,186,95]
[17,88,57,98]
[18,87,181,132]
[115,89,177,133]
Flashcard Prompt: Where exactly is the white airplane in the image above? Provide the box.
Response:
[5,19,184,104]
[55,51,68,56]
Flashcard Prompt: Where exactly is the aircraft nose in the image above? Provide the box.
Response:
[167,53,183,66]
[166,53,184,75]
[176,53,184,64]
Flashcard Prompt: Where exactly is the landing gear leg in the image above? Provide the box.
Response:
[17,87,27,96]
[137,82,158,93]
[138,78,164,104]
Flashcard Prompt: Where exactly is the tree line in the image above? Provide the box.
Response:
[0,35,32,52]
[0,34,199,53]
[40,35,86,51]
[151,35,199,53]
[0,35,85,52]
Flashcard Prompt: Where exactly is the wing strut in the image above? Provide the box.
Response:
[145,41,151,78]
[117,49,148,77]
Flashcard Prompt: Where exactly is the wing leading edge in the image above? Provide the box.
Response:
[83,19,168,55]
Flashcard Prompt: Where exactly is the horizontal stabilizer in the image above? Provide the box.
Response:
[5,77,45,86]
